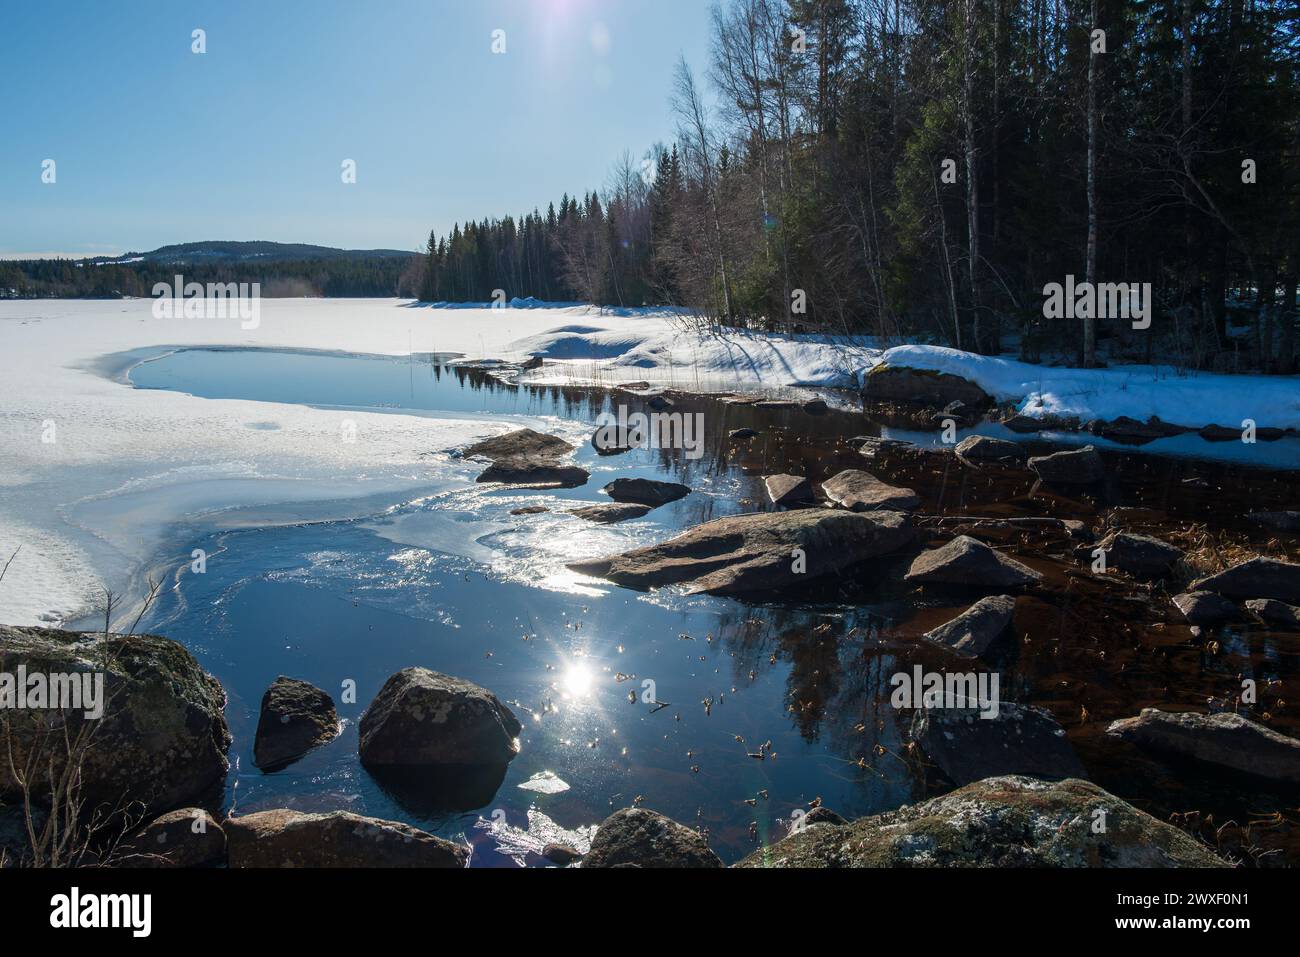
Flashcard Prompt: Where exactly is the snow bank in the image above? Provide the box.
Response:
[878,345,1300,432]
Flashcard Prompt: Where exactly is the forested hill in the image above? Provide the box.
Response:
[410,0,1299,373]
[0,241,421,299]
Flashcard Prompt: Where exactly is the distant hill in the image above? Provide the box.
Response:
[84,240,416,266]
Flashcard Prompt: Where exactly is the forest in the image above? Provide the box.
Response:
[410,0,1299,371]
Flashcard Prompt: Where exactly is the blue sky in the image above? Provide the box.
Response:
[0,0,713,257]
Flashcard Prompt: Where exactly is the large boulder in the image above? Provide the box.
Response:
[464,428,575,462]
[253,676,340,770]
[865,365,992,408]
[568,509,915,596]
[821,469,921,512]
[359,668,521,769]
[225,809,467,868]
[603,478,691,507]
[475,460,589,488]
[764,474,815,507]
[735,776,1225,868]
[1095,532,1184,581]
[1027,445,1105,484]
[1190,558,1300,604]
[907,702,1086,786]
[0,626,230,816]
[1173,591,1240,626]
[116,808,226,868]
[923,595,1016,658]
[569,503,653,524]
[582,808,722,868]
[954,435,1026,463]
[1106,708,1300,785]
[904,536,1041,589]
[1247,599,1300,630]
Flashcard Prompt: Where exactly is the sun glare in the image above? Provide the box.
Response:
[561,661,595,698]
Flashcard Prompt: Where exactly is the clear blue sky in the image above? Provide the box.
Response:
[0,0,713,257]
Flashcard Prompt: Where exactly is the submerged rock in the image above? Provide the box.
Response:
[1027,445,1105,484]
[1094,532,1184,581]
[1191,557,1300,604]
[908,702,1086,786]
[117,808,226,868]
[254,676,340,770]
[1247,599,1300,630]
[543,843,583,865]
[1106,708,1300,785]
[582,808,722,868]
[735,776,1224,868]
[568,509,914,596]
[728,428,759,440]
[0,626,230,816]
[764,473,815,507]
[954,435,1026,462]
[923,595,1017,658]
[821,469,921,512]
[1173,591,1240,625]
[226,809,467,868]
[359,668,521,769]
[569,503,653,524]
[904,536,1041,589]
[604,477,691,507]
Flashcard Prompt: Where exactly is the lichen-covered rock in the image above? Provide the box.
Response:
[463,428,575,462]
[359,668,521,769]
[117,808,226,868]
[225,809,467,868]
[735,776,1225,868]
[582,808,722,868]
[568,509,914,596]
[1027,445,1105,484]
[253,676,340,770]
[821,469,921,512]
[0,625,230,816]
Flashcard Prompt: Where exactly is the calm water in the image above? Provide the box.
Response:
[121,348,1300,866]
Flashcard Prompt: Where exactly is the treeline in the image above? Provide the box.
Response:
[0,256,419,299]
[410,0,1299,371]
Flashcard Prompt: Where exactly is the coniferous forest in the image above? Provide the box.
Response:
[411,0,1299,371]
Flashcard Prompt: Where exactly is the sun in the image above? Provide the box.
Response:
[561,661,595,698]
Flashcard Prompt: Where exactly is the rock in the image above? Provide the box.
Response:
[1199,424,1243,442]
[568,509,914,597]
[604,477,691,507]
[728,428,759,440]
[803,398,829,414]
[954,435,1026,462]
[225,809,467,868]
[904,536,1041,589]
[764,474,815,507]
[591,430,636,456]
[521,355,544,371]
[1191,558,1300,604]
[853,436,914,462]
[754,399,799,410]
[647,394,674,411]
[1086,416,1188,444]
[1246,599,1300,630]
[511,506,550,516]
[821,469,921,512]
[908,702,1086,786]
[1001,412,1081,434]
[1107,708,1300,785]
[359,668,522,769]
[0,626,230,815]
[543,843,582,865]
[1249,511,1300,533]
[464,428,575,463]
[1173,591,1240,625]
[865,365,992,408]
[569,503,653,524]
[923,595,1016,658]
[117,808,226,868]
[253,677,340,771]
[1095,532,1184,580]
[1027,445,1105,484]
[476,460,589,488]
[735,775,1224,868]
[582,808,722,868]
[802,806,847,827]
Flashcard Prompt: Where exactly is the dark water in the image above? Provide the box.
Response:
[123,348,1300,866]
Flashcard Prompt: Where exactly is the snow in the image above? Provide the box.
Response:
[1,297,1295,628]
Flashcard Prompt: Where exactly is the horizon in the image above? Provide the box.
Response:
[0,0,712,258]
